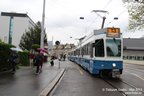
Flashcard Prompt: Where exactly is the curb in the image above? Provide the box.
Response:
[38,68,65,96]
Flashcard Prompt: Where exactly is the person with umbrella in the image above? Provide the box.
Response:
[40,52,44,69]
[7,51,18,74]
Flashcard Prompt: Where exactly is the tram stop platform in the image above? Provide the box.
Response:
[0,60,65,96]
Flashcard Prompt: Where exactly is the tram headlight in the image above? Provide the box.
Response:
[112,63,116,67]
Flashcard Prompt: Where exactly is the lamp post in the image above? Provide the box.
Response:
[40,0,46,49]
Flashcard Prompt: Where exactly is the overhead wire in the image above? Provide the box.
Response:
[82,0,112,37]
[105,8,127,27]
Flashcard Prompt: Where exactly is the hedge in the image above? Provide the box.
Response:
[0,43,16,72]
[17,50,30,66]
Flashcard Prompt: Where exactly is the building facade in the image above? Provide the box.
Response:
[123,38,144,60]
[52,43,76,59]
[0,12,35,48]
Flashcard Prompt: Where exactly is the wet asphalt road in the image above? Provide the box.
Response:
[0,61,61,96]
[50,60,144,96]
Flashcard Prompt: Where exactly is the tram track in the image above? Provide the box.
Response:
[101,78,127,96]
[101,77,144,96]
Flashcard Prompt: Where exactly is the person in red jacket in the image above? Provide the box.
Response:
[40,52,44,69]
[28,50,34,68]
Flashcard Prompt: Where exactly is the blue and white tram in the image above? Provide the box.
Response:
[68,27,123,78]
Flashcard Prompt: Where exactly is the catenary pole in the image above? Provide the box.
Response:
[40,0,46,49]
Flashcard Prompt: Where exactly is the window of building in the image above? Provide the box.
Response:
[9,18,13,44]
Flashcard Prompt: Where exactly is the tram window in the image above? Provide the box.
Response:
[78,49,80,56]
[86,45,88,55]
[84,45,85,55]
[106,39,121,57]
[76,50,77,55]
[82,47,84,56]
[95,39,104,57]
[74,51,76,56]
[88,43,90,55]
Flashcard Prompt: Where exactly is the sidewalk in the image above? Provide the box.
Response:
[0,60,65,96]
[123,60,144,66]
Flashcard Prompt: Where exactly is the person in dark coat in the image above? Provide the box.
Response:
[63,54,66,61]
[35,50,41,75]
[7,51,18,74]
[50,54,55,66]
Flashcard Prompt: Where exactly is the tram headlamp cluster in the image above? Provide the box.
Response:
[112,63,116,67]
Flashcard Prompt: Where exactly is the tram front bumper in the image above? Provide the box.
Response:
[112,69,120,78]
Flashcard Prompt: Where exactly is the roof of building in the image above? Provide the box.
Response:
[123,38,144,50]
[1,12,35,25]
[1,12,28,17]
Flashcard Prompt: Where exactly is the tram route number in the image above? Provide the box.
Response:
[108,28,119,33]
[107,28,120,38]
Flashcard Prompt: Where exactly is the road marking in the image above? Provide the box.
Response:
[72,63,84,75]
[79,70,83,75]
[131,73,144,81]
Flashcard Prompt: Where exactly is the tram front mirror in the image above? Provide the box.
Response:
[92,43,96,47]
[113,38,116,41]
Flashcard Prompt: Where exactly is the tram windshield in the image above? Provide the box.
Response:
[106,39,121,57]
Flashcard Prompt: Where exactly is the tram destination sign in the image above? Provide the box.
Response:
[106,28,120,38]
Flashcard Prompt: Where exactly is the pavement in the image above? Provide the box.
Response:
[0,60,65,96]
[123,59,144,66]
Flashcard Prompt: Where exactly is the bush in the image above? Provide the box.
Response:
[17,50,30,66]
[0,43,16,72]
[31,44,40,52]
[0,38,2,43]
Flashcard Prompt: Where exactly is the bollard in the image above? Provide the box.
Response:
[59,62,60,68]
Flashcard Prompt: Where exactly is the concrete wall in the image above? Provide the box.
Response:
[0,16,10,43]
[12,17,29,48]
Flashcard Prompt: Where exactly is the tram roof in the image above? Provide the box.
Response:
[82,27,120,43]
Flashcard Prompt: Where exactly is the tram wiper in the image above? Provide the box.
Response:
[113,38,116,41]
[93,39,102,46]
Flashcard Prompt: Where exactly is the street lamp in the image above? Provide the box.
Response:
[40,0,46,49]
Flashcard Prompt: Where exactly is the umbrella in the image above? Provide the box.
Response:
[37,48,48,54]
[10,47,23,52]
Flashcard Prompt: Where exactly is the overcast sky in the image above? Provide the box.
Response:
[1,0,144,45]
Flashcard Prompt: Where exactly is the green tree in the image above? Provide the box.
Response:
[0,38,2,43]
[19,21,47,50]
[31,44,40,52]
[122,0,144,31]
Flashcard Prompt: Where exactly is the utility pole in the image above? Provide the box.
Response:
[40,0,46,49]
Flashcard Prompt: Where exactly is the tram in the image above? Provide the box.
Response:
[68,27,123,78]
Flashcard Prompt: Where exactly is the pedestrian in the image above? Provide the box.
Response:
[50,54,55,66]
[28,50,34,68]
[40,52,44,69]
[63,54,66,61]
[35,50,41,75]
[7,51,18,74]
